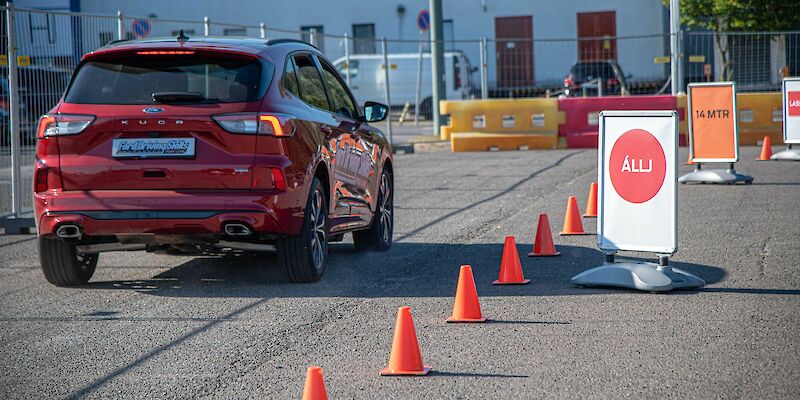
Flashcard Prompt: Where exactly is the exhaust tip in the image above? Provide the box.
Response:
[224,223,252,237]
[55,224,81,239]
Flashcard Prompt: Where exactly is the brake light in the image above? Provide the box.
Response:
[607,78,619,86]
[37,114,95,139]
[136,51,195,55]
[564,76,575,87]
[212,113,295,137]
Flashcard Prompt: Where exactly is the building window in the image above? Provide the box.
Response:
[99,32,113,46]
[443,19,454,51]
[28,13,56,44]
[352,23,375,54]
[224,28,247,37]
[301,25,324,52]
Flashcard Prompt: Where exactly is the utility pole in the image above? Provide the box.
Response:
[429,0,445,138]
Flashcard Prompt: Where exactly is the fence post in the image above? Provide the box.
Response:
[429,0,445,137]
[381,37,393,146]
[6,2,22,219]
[309,28,316,48]
[414,31,423,125]
[669,0,684,94]
[479,37,488,99]
[117,11,125,40]
[260,22,267,39]
[343,33,351,86]
[203,16,210,36]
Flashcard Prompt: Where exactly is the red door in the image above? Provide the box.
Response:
[494,16,534,88]
[577,11,617,61]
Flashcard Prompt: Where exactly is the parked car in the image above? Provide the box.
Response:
[333,51,475,119]
[34,35,394,286]
[563,60,630,97]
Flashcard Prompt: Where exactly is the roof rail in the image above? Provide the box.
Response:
[266,38,318,50]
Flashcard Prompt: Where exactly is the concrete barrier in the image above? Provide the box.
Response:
[440,98,563,145]
[736,92,783,145]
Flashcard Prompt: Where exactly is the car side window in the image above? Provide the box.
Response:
[283,57,300,97]
[293,54,331,111]
[318,59,358,119]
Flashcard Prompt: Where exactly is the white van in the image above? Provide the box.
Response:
[333,51,475,118]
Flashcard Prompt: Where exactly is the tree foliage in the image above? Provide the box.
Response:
[663,0,800,31]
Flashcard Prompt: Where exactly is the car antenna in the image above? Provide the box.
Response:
[177,30,189,43]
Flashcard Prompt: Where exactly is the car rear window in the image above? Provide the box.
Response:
[64,54,272,104]
[573,63,614,80]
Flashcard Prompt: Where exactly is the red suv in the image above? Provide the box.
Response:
[33,35,394,285]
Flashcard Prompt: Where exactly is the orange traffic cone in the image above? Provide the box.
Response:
[493,236,530,285]
[380,306,431,376]
[757,136,772,160]
[528,214,560,257]
[447,265,487,323]
[583,182,598,218]
[302,366,328,400]
[560,196,589,235]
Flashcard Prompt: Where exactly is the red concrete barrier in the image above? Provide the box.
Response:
[558,95,678,148]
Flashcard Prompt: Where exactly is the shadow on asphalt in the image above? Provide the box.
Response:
[82,243,729,298]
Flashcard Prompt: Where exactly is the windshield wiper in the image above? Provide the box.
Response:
[152,92,218,104]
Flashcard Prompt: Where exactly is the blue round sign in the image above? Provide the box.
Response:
[417,10,430,32]
[131,19,151,38]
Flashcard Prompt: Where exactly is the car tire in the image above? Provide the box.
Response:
[353,170,393,252]
[420,97,433,120]
[38,237,98,286]
[278,177,328,283]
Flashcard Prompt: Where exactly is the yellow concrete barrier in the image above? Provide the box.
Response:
[440,98,564,142]
[736,92,783,145]
[451,132,559,152]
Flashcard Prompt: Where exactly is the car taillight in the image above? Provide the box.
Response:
[37,114,95,139]
[607,78,619,86]
[35,168,49,193]
[212,113,295,137]
[34,160,61,193]
[454,59,461,90]
[271,168,287,191]
[564,76,574,87]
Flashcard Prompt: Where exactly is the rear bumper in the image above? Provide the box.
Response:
[35,189,302,237]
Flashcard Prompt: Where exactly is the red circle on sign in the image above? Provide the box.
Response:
[609,129,666,204]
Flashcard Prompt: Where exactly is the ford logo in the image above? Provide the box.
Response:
[143,107,164,113]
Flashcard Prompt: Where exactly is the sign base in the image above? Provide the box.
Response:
[770,149,800,161]
[571,261,705,292]
[678,168,753,184]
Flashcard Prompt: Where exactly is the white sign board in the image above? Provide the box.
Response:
[782,77,800,144]
[598,111,678,254]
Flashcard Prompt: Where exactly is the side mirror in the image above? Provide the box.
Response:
[362,101,388,123]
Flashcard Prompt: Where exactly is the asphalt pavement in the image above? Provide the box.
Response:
[1,146,798,399]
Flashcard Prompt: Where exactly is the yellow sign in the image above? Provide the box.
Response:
[17,55,31,66]
[688,55,705,63]
[0,54,7,66]
[654,56,670,64]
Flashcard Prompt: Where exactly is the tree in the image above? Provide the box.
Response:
[664,0,800,80]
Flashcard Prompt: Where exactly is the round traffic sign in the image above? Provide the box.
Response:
[131,19,152,38]
[609,129,666,204]
[417,10,430,32]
